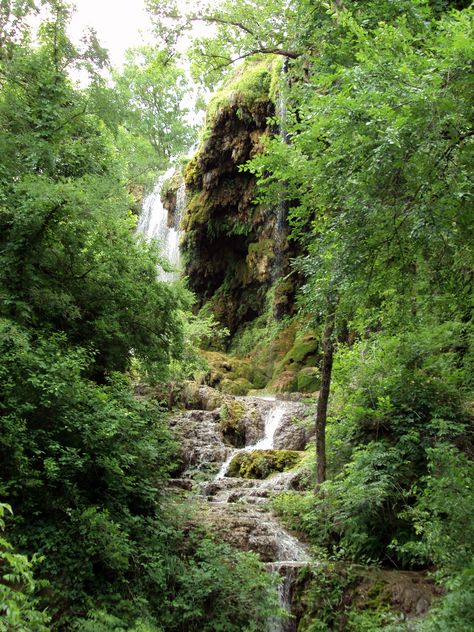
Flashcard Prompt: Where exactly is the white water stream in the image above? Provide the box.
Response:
[137,169,185,281]
[216,401,289,479]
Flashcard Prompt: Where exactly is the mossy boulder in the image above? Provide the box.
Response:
[231,362,267,389]
[269,330,320,392]
[278,334,319,369]
[220,377,253,396]
[227,449,303,479]
[202,351,268,392]
[297,367,321,393]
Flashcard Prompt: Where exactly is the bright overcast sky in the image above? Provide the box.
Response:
[68,0,153,67]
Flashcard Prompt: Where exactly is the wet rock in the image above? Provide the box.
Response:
[202,471,301,504]
[169,409,227,476]
[194,502,309,563]
[273,404,312,451]
[219,397,269,448]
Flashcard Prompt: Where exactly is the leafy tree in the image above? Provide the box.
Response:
[113,46,195,184]
[0,1,189,379]
[146,0,312,85]
[0,504,50,632]
[245,0,473,485]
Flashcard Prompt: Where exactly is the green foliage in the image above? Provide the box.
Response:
[329,323,469,459]
[161,532,281,632]
[0,7,189,380]
[274,322,473,566]
[113,46,195,186]
[147,0,304,86]
[0,320,176,620]
[417,565,474,632]
[293,563,354,631]
[0,504,50,632]
[168,308,230,380]
[229,286,284,357]
[397,445,474,571]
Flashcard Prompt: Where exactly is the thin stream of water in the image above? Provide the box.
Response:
[137,170,185,281]
[216,402,288,479]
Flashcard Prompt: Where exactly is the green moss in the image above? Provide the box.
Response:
[230,362,267,389]
[206,57,277,124]
[269,56,285,103]
[297,367,320,393]
[272,332,319,384]
[220,400,246,447]
[181,192,211,231]
[201,350,269,390]
[247,238,274,258]
[227,449,303,479]
[184,154,201,188]
[272,277,295,314]
[282,335,319,366]
[220,377,253,396]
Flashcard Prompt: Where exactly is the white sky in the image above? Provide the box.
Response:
[68,0,153,67]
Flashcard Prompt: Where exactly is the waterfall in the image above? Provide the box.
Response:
[267,563,298,632]
[137,168,185,281]
[216,402,289,479]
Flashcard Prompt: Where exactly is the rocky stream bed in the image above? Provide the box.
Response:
[166,390,440,631]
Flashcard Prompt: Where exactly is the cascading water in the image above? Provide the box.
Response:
[210,396,308,631]
[216,401,288,479]
[137,168,186,281]
[171,394,310,629]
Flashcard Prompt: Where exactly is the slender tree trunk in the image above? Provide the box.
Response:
[315,296,337,490]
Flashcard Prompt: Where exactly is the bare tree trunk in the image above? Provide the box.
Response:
[315,296,337,490]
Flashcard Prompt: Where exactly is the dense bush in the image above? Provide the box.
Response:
[274,323,473,568]
[0,504,50,632]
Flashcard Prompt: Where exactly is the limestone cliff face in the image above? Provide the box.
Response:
[180,58,293,334]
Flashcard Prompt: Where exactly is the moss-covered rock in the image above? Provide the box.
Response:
[220,400,246,447]
[268,330,321,392]
[227,449,303,479]
[180,57,298,335]
[220,377,253,396]
[202,350,269,392]
[297,367,321,393]
[279,334,319,369]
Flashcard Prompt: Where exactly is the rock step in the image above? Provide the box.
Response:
[195,501,309,564]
